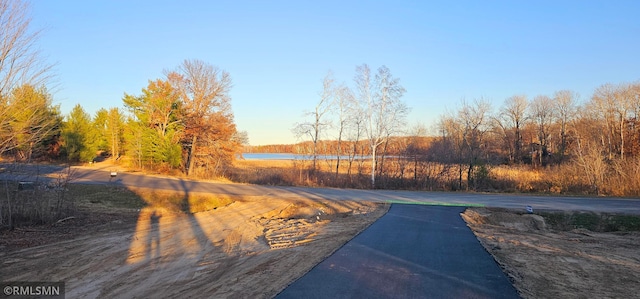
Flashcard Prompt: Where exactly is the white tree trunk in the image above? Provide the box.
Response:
[370,145,377,188]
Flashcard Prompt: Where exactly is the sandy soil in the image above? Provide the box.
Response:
[463,208,640,299]
[0,197,388,298]
[4,196,639,299]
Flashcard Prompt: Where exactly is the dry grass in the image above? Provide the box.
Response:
[1,183,237,229]
[126,187,235,213]
[233,157,640,196]
[235,159,294,169]
[49,184,235,214]
[489,165,546,192]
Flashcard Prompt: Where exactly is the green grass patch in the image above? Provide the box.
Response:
[68,184,146,209]
[540,211,640,232]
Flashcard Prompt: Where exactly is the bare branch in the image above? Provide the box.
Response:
[0,0,54,97]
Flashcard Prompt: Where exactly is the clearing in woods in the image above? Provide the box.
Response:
[1,182,639,298]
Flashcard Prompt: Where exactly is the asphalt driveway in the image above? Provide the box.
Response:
[277,204,520,299]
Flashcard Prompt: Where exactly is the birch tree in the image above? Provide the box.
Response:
[355,64,408,188]
[332,84,354,177]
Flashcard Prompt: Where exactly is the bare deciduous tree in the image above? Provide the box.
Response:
[553,90,578,159]
[293,72,334,171]
[345,87,365,177]
[167,59,236,176]
[590,83,617,159]
[355,64,408,188]
[405,123,428,185]
[0,0,56,158]
[0,0,53,98]
[530,95,554,165]
[459,99,492,189]
[500,95,528,163]
[331,83,354,177]
[615,83,636,160]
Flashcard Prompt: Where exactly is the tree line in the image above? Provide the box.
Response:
[1,59,243,178]
[291,68,640,195]
[432,82,640,195]
[0,1,246,230]
[0,1,243,178]
[2,0,640,197]
[292,64,409,188]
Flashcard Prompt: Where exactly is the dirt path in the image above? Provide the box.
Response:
[1,197,387,298]
[463,208,640,299]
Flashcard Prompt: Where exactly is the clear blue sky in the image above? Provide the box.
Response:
[31,0,640,145]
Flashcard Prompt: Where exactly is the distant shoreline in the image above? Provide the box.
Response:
[241,153,368,161]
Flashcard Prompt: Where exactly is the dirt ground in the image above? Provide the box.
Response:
[463,208,640,299]
[1,197,387,298]
[3,197,640,299]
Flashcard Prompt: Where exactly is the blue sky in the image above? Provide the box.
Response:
[31,1,640,145]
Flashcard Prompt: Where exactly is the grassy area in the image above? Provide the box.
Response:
[68,184,146,210]
[232,158,640,196]
[2,183,237,228]
[126,187,235,213]
[541,211,640,232]
[69,184,235,213]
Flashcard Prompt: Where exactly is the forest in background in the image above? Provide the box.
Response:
[1,0,640,197]
[3,0,640,232]
[4,58,640,196]
[243,76,640,197]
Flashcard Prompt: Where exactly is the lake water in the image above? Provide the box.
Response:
[241,153,359,160]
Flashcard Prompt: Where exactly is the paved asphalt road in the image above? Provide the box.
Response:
[1,164,639,214]
[277,205,520,299]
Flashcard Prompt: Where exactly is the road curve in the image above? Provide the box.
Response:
[2,164,639,214]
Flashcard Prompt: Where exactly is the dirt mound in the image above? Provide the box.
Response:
[464,207,640,299]
[251,200,375,250]
[462,208,546,231]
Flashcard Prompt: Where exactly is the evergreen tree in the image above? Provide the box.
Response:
[123,79,182,169]
[61,104,96,162]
